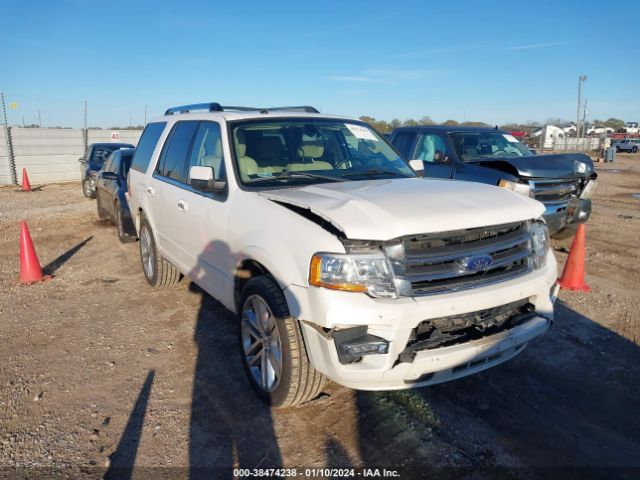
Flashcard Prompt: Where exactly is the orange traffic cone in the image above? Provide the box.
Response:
[21,168,32,192]
[557,224,590,292]
[19,221,50,284]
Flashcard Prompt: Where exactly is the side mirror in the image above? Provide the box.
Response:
[189,165,226,193]
[102,171,118,180]
[408,159,425,177]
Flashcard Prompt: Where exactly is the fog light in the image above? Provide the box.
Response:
[333,326,390,364]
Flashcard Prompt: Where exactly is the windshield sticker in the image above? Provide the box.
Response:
[346,124,378,141]
[503,134,519,143]
[257,172,273,178]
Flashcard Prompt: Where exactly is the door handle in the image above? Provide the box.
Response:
[177,200,188,212]
[146,186,155,196]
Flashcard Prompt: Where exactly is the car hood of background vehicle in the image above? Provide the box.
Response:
[259,178,544,240]
[467,153,593,178]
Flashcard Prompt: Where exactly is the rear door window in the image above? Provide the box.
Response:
[156,121,199,184]
[391,131,417,159]
[131,122,167,173]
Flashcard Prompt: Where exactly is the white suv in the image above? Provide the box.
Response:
[127,103,558,407]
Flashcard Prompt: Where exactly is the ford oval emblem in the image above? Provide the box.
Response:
[459,254,494,272]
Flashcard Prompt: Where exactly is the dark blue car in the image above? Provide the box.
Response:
[389,126,598,237]
[95,148,137,243]
[79,142,134,198]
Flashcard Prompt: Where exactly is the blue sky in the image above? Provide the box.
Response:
[1,0,638,128]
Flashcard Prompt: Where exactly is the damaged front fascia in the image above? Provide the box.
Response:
[269,199,391,254]
[269,199,347,239]
[300,320,366,339]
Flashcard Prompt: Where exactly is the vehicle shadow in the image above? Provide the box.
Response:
[43,235,93,275]
[187,241,283,479]
[352,300,640,477]
[105,370,155,480]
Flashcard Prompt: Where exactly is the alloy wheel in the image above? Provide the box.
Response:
[241,295,283,392]
[140,226,154,280]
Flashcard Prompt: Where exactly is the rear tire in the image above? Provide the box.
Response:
[239,276,326,408]
[633,147,638,153]
[139,215,181,287]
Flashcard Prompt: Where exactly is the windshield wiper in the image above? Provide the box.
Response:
[246,171,347,184]
[341,168,413,178]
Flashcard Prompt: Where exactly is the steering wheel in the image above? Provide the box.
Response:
[491,149,511,157]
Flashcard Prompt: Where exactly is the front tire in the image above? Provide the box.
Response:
[632,147,638,153]
[83,178,96,199]
[139,216,181,287]
[552,224,578,240]
[239,276,326,408]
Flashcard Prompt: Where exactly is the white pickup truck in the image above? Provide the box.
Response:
[126,103,558,407]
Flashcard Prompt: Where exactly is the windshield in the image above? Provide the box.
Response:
[450,132,533,161]
[231,119,415,187]
[90,145,124,163]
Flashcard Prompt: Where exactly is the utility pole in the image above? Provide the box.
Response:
[38,110,42,127]
[581,98,588,150]
[1,92,18,185]
[576,75,587,147]
[144,104,147,126]
[83,100,88,153]
[129,111,132,128]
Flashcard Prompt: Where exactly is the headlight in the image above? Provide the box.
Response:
[498,179,532,197]
[574,160,588,174]
[580,179,597,199]
[530,222,550,269]
[309,253,397,298]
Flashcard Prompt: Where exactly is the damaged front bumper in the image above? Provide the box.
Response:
[286,254,558,391]
[543,198,591,233]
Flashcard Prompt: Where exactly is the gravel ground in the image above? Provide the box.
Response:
[0,154,639,479]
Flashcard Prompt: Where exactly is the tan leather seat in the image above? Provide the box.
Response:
[288,144,332,171]
[235,130,260,178]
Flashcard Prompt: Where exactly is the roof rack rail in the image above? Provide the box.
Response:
[164,103,320,115]
[261,106,320,113]
[164,103,223,115]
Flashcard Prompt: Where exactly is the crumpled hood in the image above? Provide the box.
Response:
[259,178,544,240]
[467,153,593,178]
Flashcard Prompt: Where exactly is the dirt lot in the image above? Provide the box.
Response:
[1,155,639,479]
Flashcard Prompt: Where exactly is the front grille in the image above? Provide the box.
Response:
[397,300,534,363]
[529,178,579,202]
[400,221,532,295]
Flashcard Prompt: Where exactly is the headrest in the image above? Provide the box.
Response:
[298,144,324,159]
